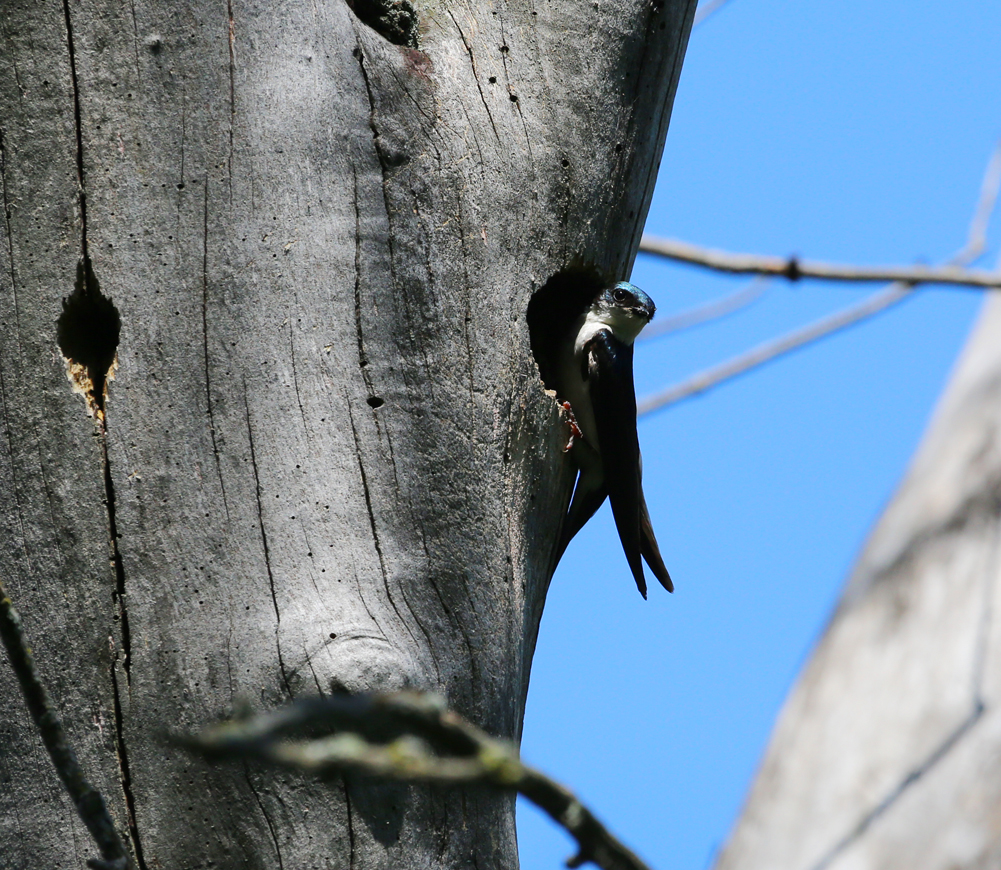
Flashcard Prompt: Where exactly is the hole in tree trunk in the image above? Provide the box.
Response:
[346,0,419,48]
[527,267,606,393]
[57,256,121,420]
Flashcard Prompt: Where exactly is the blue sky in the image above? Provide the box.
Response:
[519,2,1001,869]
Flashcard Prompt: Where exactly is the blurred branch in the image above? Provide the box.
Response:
[639,235,1001,290]
[638,139,1001,416]
[640,277,769,340]
[0,580,132,870]
[637,285,910,414]
[957,140,1001,262]
[181,692,654,870]
[693,0,736,27]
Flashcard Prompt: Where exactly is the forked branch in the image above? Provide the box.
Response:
[638,140,1001,414]
[181,692,654,870]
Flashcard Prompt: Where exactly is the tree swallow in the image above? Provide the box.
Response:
[553,282,673,598]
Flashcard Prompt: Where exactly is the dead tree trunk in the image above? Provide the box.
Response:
[0,1,695,867]
[715,293,1001,870]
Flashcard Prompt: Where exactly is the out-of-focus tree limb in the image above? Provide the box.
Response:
[639,235,1001,290]
[710,162,1001,870]
[640,277,770,340]
[0,580,132,870]
[693,0,737,26]
[637,284,910,414]
[180,692,654,870]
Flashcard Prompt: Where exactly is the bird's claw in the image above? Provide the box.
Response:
[559,401,583,452]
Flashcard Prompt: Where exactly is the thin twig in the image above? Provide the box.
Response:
[0,580,132,870]
[640,277,769,340]
[637,286,910,414]
[957,140,1001,262]
[181,692,653,870]
[638,236,1001,290]
[638,139,1001,415]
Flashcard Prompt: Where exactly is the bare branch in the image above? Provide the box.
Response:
[0,580,132,870]
[181,692,654,870]
[637,285,910,414]
[637,140,1001,416]
[640,277,769,340]
[958,139,1001,263]
[693,0,737,27]
[638,236,1001,290]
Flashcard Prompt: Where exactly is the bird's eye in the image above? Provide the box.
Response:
[612,287,629,303]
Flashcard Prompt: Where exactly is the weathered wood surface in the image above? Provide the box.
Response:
[715,293,1001,870]
[0,0,696,867]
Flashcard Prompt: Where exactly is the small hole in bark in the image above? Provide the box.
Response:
[57,256,121,420]
[509,94,518,102]
[366,396,385,409]
[526,267,606,393]
[346,0,419,48]
[488,76,497,84]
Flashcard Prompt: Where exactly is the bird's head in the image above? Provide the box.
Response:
[589,282,656,344]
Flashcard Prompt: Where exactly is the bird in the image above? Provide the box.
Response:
[553,281,673,598]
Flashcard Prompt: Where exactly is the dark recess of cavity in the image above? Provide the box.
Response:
[346,0,419,48]
[57,256,121,414]
[526,267,607,393]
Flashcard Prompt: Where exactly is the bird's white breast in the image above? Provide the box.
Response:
[577,306,645,349]
[556,312,602,447]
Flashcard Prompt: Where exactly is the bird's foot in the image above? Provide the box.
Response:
[559,401,584,452]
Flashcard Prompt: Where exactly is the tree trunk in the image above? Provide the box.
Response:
[714,293,1001,870]
[0,1,695,867]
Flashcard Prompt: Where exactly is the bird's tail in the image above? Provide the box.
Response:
[640,494,673,593]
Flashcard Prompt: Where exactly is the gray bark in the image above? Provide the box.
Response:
[714,294,1001,870]
[0,1,695,868]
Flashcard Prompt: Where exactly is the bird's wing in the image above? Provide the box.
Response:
[553,453,607,571]
[585,329,649,598]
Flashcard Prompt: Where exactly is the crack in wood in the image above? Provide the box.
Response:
[343,778,357,870]
[244,389,294,699]
[809,518,1001,870]
[345,399,432,675]
[109,645,149,870]
[58,9,137,728]
[350,162,371,373]
[227,0,236,179]
[353,40,401,231]
[448,11,501,145]
[0,129,22,347]
[244,766,285,870]
[808,700,986,870]
[61,0,89,260]
[288,326,308,428]
[201,179,230,522]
